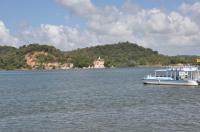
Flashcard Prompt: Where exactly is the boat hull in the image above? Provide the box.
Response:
[143,79,198,86]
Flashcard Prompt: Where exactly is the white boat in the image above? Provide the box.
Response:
[143,66,200,86]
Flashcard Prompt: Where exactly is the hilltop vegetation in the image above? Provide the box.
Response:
[0,44,68,70]
[66,42,198,67]
[0,42,198,70]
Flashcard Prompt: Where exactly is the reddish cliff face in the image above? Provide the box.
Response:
[25,52,46,68]
[25,52,73,69]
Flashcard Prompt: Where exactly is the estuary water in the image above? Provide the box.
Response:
[0,68,200,132]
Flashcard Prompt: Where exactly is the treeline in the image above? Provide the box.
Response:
[66,42,198,67]
[0,44,69,70]
[0,42,198,69]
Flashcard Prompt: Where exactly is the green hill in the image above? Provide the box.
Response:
[0,44,67,70]
[0,42,198,69]
[66,42,198,67]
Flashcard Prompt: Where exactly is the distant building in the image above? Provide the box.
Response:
[93,57,105,68]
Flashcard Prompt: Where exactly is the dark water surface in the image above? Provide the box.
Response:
[0,68,200,132]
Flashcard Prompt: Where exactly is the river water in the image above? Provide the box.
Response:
[0,68,200,132]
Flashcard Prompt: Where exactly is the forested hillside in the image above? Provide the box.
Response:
[0,44,68,70]
[66,42,198,67]
[0,42,198,69]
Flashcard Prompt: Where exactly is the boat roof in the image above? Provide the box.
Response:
[155,69,170,72]
[155,66,199,72]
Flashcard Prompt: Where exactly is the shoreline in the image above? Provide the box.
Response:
[0,64,192,71]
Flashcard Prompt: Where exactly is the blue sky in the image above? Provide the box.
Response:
[0,0,200,55]
[0,0,126,32]
[132,0,197,9]
[0,0,197,31]
[0,0,67,31]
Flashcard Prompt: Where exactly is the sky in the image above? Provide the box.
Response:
[0,0,200,55]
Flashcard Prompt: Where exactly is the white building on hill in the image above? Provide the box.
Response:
[93,57,105,68]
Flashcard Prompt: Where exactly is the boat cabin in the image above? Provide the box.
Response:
[153,66,200,81]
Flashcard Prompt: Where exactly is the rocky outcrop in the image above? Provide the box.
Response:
[25,52,73,69]
[25,52,45,68]
[43,62,73,70]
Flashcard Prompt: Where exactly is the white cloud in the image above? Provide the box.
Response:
[57,0,96,17]
[17,24,98,50]
[179,2,200,24]
[40,24,98,50]
[79,2,200,54]
[179,2,200,14]
[1,1,200,55]
[0,21,19,46]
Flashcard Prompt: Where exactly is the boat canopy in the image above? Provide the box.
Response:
[155,67,199,72]
[155,69,170,72]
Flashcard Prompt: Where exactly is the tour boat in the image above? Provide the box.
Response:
[143,66,200,86]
